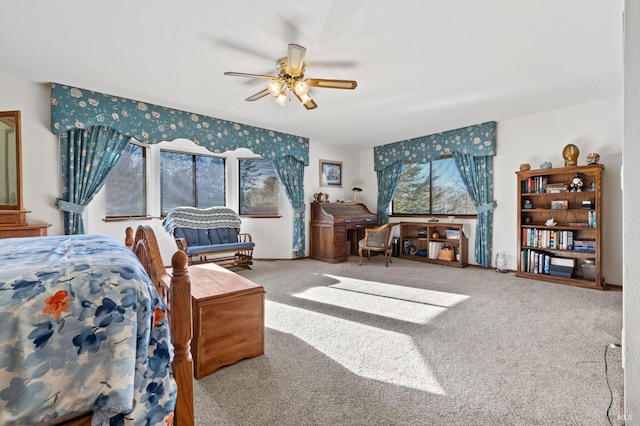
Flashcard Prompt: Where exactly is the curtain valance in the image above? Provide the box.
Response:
[373,121,496,171]
[50,83,309,165]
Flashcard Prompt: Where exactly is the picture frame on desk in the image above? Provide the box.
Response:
[319,159,342,187]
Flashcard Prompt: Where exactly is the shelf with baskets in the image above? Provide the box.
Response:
[516,164,604,289]
[398,222,468,268]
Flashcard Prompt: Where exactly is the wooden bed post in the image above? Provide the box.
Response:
[170,250,194,425]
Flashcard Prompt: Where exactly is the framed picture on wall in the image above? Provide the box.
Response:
[319,159,342,187]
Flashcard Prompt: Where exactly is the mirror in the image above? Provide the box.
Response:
[0,110,22,210]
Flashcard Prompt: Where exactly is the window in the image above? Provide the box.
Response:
[239,158,279,216]
[392,157,476,215]
[160,150,225,215]
[105,142,147,217]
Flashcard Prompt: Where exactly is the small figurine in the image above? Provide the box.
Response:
[570,173,583,192]
[545,218,557,226]
[587,152,600,165]
[540,161,552,169]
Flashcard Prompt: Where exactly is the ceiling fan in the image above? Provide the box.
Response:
[224,44,357,110]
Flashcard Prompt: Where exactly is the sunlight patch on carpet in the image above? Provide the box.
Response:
[294,287,446,324]
[292,275,469,324]
[265,300,446,395]
[324,274,469,308]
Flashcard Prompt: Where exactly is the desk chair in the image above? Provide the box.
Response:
[358,223,398,267]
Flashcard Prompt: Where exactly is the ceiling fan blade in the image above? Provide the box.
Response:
[294,92,318,110]
[245,88,270,102]
[224,71,278,80]
[306,78,358,90]
[287,44,306,76]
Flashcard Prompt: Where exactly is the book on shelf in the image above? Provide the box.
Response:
[523,176,548,194]
[550,257,576,268]
[545,183,569,193]
[520,249,575,278]
[522,228,574,250]
[573,239,596,252]
[568,222,589,227]
[549,264,573,278]
[520,249,553,275]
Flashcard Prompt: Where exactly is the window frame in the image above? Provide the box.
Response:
[238,157,281,218]
[159,148,226,216]
[104,140,150,221]
[390,157,477,218]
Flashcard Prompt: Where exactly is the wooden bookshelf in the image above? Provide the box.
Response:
[516,164,604,289]
[398,222,468,268]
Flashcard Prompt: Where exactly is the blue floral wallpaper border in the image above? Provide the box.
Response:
[373,121,496,171]
[50,83,309,165]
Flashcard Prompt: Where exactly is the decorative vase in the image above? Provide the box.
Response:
[562,144,580,166]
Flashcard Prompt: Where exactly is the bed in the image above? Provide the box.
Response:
[0,225,194,425]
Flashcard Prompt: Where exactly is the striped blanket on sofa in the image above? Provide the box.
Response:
[163,206,242,234]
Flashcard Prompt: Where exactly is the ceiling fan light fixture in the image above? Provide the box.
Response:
[293,80,309,96]
[267,80,283,96]
[275,91,288,106]
[224,43,357,111]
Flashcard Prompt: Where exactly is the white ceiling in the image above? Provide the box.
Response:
[0,0,624,148]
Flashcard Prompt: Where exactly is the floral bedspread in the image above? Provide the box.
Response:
[0,234,176,425]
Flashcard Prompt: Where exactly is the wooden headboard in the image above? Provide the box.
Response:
[126,226,195,425]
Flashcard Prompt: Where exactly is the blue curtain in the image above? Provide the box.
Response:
[58,126,132,234]
[376,160,404,224]
[453,153,495,267]
[272,155,306,257]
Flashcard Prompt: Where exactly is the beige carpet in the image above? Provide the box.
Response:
[193,256,623,425]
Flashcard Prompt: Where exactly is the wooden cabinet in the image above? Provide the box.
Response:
[398,222,468,268]
[515,164,604,289]
[0,210,50,238]
[310,203,378,263]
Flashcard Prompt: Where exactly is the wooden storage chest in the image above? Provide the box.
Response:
[187,263,265,378]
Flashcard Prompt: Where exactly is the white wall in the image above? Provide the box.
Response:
[0,78,63,234]
[623,0,640,418]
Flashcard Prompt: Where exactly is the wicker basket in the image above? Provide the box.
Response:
[438,245,455,261]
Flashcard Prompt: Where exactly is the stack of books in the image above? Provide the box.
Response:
[574,239,596,252]
[549,257,575,278]
[545,183,569,193]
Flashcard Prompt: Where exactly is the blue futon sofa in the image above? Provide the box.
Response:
[163,207,254,269]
